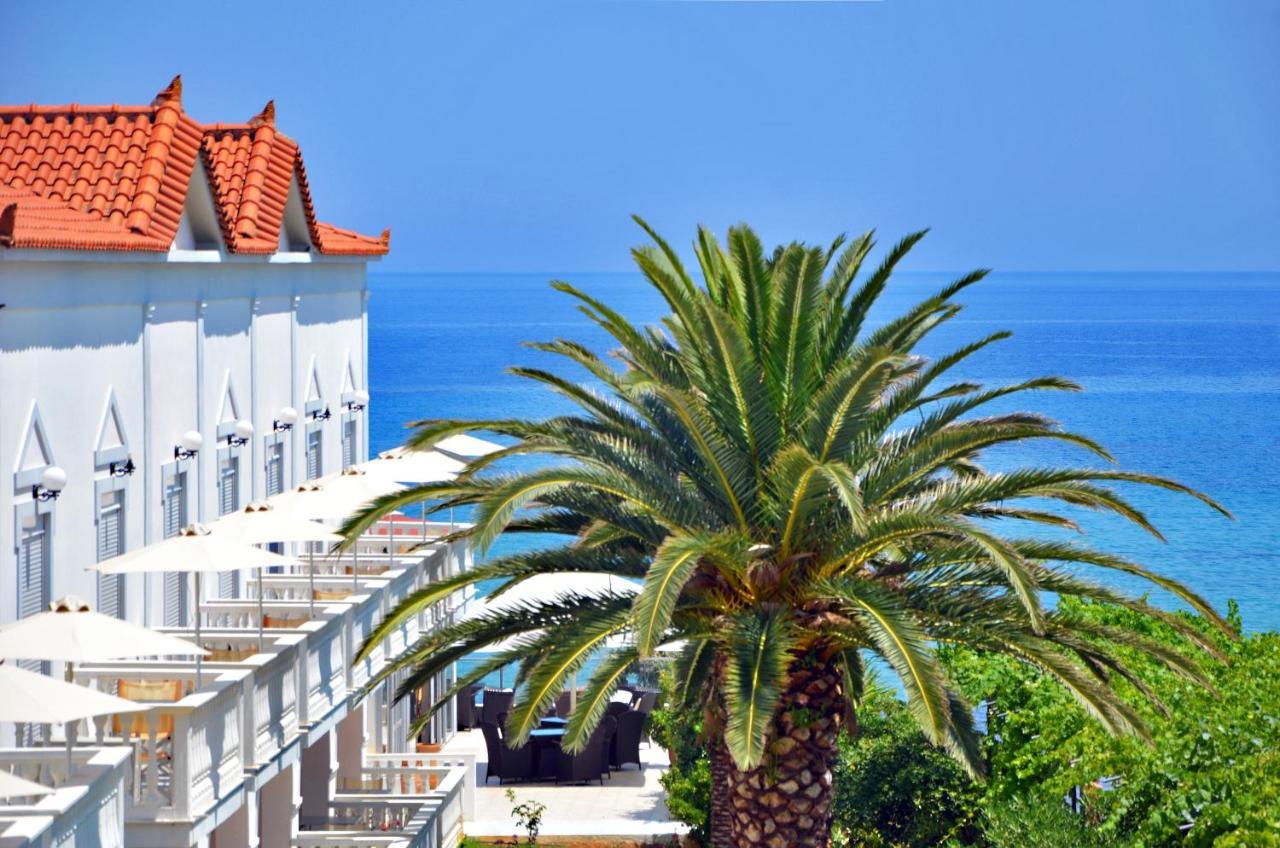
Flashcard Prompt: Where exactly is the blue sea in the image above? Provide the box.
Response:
[367,272,1280,648]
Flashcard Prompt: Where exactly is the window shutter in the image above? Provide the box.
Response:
[307,431,322,480]
[164,473,188,626]
[18,516,51,675]
[219,458,239,516]
[265,443,284,496]
[164,473,186,538]
[342,419,357,469]
[18,519,49,620]
[97,493,125,619]
[164,572,187,626]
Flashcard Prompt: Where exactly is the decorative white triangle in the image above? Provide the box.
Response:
[341,353,357,395]
[218,373,242,425]
[94,389,129,458]
[15,402,54,473]
[305,359,323,403]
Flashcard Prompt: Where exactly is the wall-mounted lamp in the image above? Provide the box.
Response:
[31,466,67,501]
[109,457,136,477]
[311,406,332,422]
[345,390,370,413]
[174,430,204,461]
[226,419,254,447]
[273,406,299,433]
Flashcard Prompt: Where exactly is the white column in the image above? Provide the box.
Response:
[258,762,299,848]
[212,795,254,848]
[298,731,337,829]
[289,295,300,488]
[360,287,370,462]
[249,298,260,501]
[335,705,365,790]
[195,300,207,523]
[141,303,156,625]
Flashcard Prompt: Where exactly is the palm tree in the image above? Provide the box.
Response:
[344,220,1232,848]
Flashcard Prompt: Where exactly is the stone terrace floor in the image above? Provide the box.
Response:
[443,728,684,841]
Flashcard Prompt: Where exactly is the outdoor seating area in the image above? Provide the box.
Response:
[463,687,659,786]
[442,689,678,842]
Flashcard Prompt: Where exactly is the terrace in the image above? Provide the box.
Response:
[0,518,476,848]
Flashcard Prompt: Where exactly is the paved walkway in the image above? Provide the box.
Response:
[443,728,683,841]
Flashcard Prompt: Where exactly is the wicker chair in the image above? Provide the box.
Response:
[456,686,480,730]
[481,689,515,727]
[480,722,535,784]
[611,710,646,770]
[550,719,611,785]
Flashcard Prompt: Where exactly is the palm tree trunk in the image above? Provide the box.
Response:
[723,659,844,848]
[708,735,735,848]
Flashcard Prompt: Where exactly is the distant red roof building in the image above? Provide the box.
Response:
[0,76,389,255]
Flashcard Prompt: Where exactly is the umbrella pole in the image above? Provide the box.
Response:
[65,722,74,776]
[309,546,316,616]
[257,566,265,654]
[194,572,203,688]
[352,546,358,593]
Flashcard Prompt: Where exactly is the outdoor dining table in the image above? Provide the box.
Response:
[530,727,565,738]
[528,724,567,778]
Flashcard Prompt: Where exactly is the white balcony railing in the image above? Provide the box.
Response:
[49,535,471,837]
[295,760,467,848]
[0,747,132,848]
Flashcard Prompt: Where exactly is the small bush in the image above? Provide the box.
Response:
[831,690,981,848]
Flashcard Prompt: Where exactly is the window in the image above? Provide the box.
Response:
[163,470,189,626]
[18,513,51,678]
[342,418,357,469]
[96,490,125,619]
[265,441,284,497]
[306,429,323,480]
[218,455,240,597]
[219,455,239,516]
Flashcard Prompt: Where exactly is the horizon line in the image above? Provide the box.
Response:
[369,268,1280,276]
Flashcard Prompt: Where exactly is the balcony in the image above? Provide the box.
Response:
[47,520,472,846]
[0,747,132,848]
[295,754,472,848]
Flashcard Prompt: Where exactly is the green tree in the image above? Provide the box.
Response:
[944,599,1280,846]
[344,221,1231,847]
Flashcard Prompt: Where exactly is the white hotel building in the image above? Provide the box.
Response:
[0,80,473,848]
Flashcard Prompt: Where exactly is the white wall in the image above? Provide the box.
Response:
[0,253,373,629]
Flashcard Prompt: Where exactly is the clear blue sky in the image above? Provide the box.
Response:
[4,0,1277,272]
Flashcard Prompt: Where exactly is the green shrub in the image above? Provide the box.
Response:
[979,793,1108,848]
[650,668,711,845]
[831,690,982,847]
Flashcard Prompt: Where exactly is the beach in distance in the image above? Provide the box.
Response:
[368,270,1280,634]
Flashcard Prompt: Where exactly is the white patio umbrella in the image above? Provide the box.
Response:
[0,769,53,800]
[363,448,465,484]
[270,471,406,593]
[0,596,207,674]
[361,448,465,545]
[434,434,504,459]
[212,502,344,626]
[92,525,297,685]
[469,573,640,697]
[0,663,142,772]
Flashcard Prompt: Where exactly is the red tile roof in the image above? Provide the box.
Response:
[0,77,389,256]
